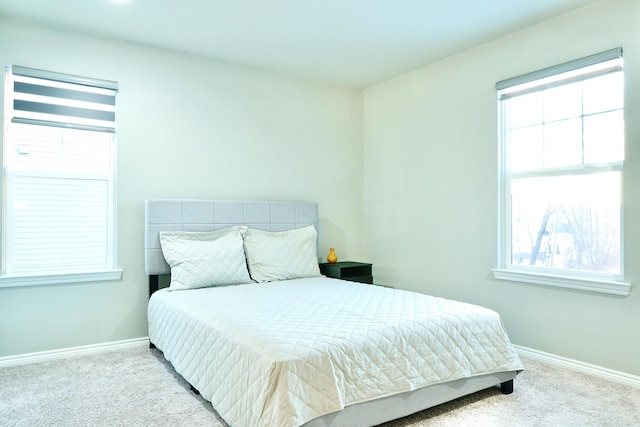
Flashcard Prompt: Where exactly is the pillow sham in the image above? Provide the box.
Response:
[159,226,252,290]
[243,225,322,282]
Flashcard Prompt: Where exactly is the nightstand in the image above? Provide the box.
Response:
[319,261,373,284]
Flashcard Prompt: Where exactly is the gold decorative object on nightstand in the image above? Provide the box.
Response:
[327,247,338,264]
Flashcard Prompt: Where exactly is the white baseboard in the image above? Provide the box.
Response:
[0,337,150,368]
[515,344,640,389]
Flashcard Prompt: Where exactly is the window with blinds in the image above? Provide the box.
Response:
[2,66,118,277]
[493,48,629,296]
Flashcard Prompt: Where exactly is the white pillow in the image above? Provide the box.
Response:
[159,226,252,290]
[244,225,321,282]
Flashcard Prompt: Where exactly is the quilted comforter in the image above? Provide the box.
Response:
[148,277,523,427]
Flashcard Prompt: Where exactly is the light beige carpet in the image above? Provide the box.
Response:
[0,346,638,426]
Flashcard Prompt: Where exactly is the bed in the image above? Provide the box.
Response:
[145,198,523,427]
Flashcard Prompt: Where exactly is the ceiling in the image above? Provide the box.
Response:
[0,0,601,88]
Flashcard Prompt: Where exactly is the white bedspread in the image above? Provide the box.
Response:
[148,277,523,427]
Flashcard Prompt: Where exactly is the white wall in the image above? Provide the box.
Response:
[0,18,364,357]
[363,0,640,375]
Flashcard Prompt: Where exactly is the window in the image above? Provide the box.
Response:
[494,48,629,296]
[1,66,121,286]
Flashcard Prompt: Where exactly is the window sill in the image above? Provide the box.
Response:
[492,269,630,296]
[0,269,123,288]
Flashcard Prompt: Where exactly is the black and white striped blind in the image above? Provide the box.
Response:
[10,65,118,133]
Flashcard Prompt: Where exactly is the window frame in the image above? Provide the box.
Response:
[0,66,122,288]
[493,48,630,296]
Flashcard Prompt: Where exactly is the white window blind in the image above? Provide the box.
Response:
[2,66,118,278]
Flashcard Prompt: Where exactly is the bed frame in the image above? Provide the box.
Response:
[145,198,517,427]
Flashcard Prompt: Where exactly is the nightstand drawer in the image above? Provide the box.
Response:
[319,261,373,284]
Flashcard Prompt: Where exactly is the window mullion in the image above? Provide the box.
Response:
[509,162,622,180]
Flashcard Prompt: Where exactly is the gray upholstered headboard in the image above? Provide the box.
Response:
[144,198,319,276]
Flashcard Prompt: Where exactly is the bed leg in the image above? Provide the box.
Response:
[149,275,159,296]
[500,379,514,394]
[190,384,201,395]
[149,341,156,349]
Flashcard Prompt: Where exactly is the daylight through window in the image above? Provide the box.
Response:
[2,66,118,280]
[495,48,628,294]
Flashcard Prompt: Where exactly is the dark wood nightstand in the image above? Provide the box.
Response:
[319,261,373,284]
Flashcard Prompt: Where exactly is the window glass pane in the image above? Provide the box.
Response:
[510,125,543,172]
[511,172,620,274]
[543,81,582,122]
[509,92,543,128]
[6,123,112,174]
[60,128,112,173]
[5,124,62,171]
[584,110,624,164]
[543,118,582,168]
[583,72,623,114]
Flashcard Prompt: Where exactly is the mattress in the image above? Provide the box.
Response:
[148,277,523,427]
